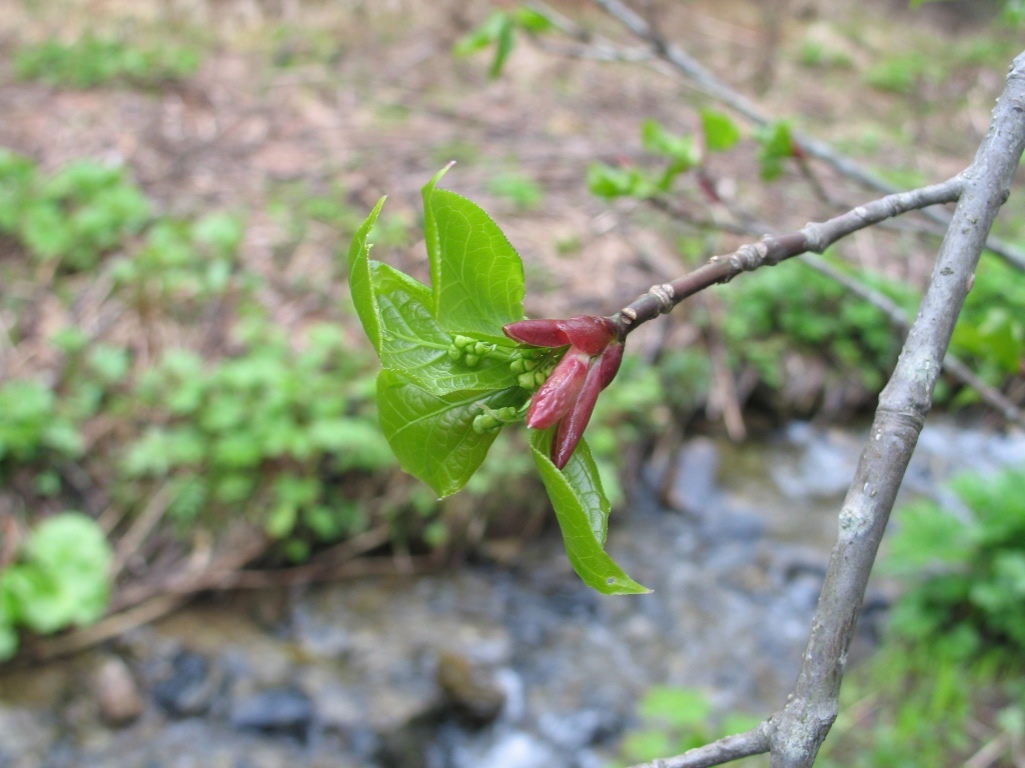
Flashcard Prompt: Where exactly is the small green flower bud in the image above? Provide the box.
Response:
[495,406,519,421]
[518,371,538,390]
[510,359,527,374]
[472,413,502,434]
[454,335,474,349]
[448,346,462,362]
[473,342,489,355]
[464,354,480,367]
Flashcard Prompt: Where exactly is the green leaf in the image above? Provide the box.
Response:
[490,14,515,79]
[347,196,388,352]
[377,370,528,498]
[641,119,700,168]
[700,109,742,152]
[756,120,796,181]
[586,163,658,200]
[5,513,112,634]
[372,261,520,394]
[639,686,713,728]
[422,168,525,342]
[513,7,555,32]
[452,11,508,57]
[530,430,649,595]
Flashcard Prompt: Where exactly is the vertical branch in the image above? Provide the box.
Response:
[768,52,1025,768]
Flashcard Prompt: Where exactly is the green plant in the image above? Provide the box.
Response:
[882,468,1025,656]
[14,34,200,89]
[863,52,930,94]
[618,686,764,767]
[347,167,647,594]
[719,257,916,393]
[111,212,246,309]
[0,512,112,660]
[587,111,745,199]
[0,150,150,271]
[453,6,554,78]
[486,171,545,210]
[121,322,393,556]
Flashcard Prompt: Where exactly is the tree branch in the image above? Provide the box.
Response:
[768,50,1025,768]
[587,0,1025,272]
[622,49,1025,768]
[611,178,962,331]
[629,722,772,768]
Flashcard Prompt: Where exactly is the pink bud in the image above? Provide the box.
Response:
[526,351,588,429]
[503,319,570,348]
[551,358,605,469]
[558,316,618,357]
[596,342,624,390]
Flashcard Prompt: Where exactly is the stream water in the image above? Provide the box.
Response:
[2,419,1024,768]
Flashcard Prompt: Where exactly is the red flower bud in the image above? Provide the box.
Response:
[504,314,626,468]
[558,316,617,356]
[526,351,589,430]
[550,342,624,469]
[503,319,570,348]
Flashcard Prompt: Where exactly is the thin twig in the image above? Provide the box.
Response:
[767,49,1025,768]
[585,0,1025,272]
[619,50,1025,768]
[628,721,771,768]
[612,178,962,331]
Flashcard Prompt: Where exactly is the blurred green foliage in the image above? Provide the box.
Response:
[14,34,200,89]
[817,467,1025,766]
[617,685,764,767]
[0,513,112,660]
[0,150,150,271]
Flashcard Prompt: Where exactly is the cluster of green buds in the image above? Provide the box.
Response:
[471,405,525,435]
[508,347,552,390]
[447,335,500,368]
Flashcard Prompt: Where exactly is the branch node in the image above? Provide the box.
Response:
[729,242,767,273]
[648,283,675,314]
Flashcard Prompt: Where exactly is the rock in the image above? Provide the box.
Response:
[92,656,145,727]
[231,687,314,741]
[151,650,220,718]
[663,437,721,516]
[436,650,506,726]
[536,708,621,750]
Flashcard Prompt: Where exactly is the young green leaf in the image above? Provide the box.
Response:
[377,370,528,498]
[422,169,525,343]
[348,197,519,395]
[530,430,650,595]
[641,119,700,168]
[700,109,742,152]
[756,120,796,181]
[347,196,388,352]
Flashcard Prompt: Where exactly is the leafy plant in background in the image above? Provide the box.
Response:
[0,513,112,660]
[618,686,764,767]
[0,379,86,501]
[347,166,648,594]
[0,150,150,271]
[452,6,554,79]
[881,468,1025,656]
[120,321,393,560]
[815,467,1025,766]
[14,34,200,89]
[720,256,917,394]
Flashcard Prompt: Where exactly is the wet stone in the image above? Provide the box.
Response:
[91,655,145,727]
[151,650,220,718]
[231,687,315,741]
[663,436,721,516]
[436,650,506,726]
